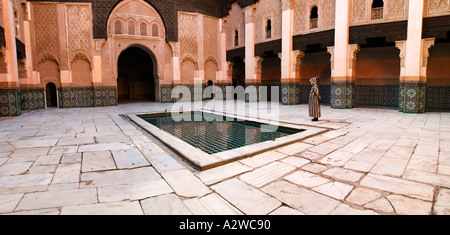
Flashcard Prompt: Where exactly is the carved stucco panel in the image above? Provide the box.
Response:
[225,2,245,50]
[254,0,282,43]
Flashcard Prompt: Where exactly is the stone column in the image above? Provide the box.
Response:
[396,38,435,113]
[395,0,430,113]
[243,5,260,102]
[328,0,359,109]
[0,0,21,116]
[1,0,18,84]
[163,41,180,103]
[280,0,300,105]
[56,4,70,86]
[217,18,231,100]
[18,2,46,112]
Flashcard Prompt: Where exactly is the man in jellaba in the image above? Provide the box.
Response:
[309,76,321,122]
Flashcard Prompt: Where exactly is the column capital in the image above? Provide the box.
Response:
[348,44,360,70]
[168,41,180,57]
[281,0,293,11]
[243,5,256,24]
[422,38,435,68]
[395,40,406,68]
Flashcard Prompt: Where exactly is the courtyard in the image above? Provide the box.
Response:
[0,100,449,215]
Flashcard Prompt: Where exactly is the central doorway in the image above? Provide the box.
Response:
[45,82,58,108]
[117,46,156,102]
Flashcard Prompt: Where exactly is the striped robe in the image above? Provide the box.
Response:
[308,77,321,119]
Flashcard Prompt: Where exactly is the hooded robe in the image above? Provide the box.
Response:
[309,77,321,119]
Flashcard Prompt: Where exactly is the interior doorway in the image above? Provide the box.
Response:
[117,46,156,103]
[45,82,58,108]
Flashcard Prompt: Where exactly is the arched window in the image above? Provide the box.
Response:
[372,0,384,20]
[152,24,159,37]
[140,22,148,36]
[114,20,122,34]
[234,30,239,47]
[266,19,272,39]
[128,21,135,35]
[310,6,318,29]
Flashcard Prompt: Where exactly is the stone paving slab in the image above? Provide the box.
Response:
[162,169,211,198]
[239,162,295,188]
[196,162,252,186]
[183,193,243,215]
[360,173,435,201]
[140,194,192,215]
[261,181,340,215]
[80,167,161,188]
[111,147,150,169]
[212,178,281,215]
[61,201,144,215]
[98,179,173,203]
[16,188,98,211]
[82,151,116,172]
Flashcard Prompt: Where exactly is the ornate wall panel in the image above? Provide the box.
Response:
[254,0,281,43]
[32,3,59,62]
[225,2,245,50]
[425,0,450,17]
[203,16,219,67]
[0,0,3,28]
[66,4,93,66]
[179,12,199,63]
[320,0,336,30]
[351,0,409,26]
[293,0,307,35]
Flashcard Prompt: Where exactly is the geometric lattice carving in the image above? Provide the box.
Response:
[226,2,245,50]
[203,16,219,66]
[179,13,198,60]
[386,0,407,19]
[321,0,336,30]
[294,0,307,34]
[426,0,450,16]
[115,20,123,34]
[32,3,59,59]
[67,5,93,62]
[140,22,148,36]
[254,0,281,43]
[128,21,135,35]
[351,0,368,24]
[0,1,3,28]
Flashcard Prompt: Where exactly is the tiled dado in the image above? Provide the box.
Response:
[355,85,399,107]
[331,81,355,109]
[94,87,118,107]
[399,82,426,113]
[161,83,234,103]
[281,83,300,105]
[426,86,450,111]
[59,86,117,108]
[298,85,331,105]
[0,88,21,117]
[20,88,45,111]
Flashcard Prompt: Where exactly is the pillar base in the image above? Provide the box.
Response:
[399,81,426,113]
[0,88,21,117]
[245,82,260,102]
[281,82,300,105]
[331,81,355,109]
